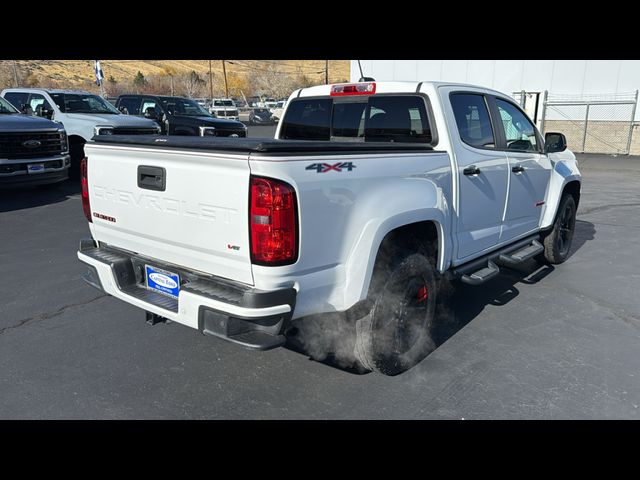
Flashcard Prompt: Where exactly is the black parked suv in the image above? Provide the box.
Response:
[115,95,248,137]
[0,96,70,188]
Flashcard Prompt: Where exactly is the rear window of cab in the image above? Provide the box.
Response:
[280,95,434,144]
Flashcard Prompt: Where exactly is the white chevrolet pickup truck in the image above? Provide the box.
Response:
[77,80,581,375]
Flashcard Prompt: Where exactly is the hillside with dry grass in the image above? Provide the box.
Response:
[0,60,350,98]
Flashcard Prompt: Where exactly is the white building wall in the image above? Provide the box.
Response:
[351,60,640,120]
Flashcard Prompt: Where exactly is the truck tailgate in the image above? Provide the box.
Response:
[84,143,253,285]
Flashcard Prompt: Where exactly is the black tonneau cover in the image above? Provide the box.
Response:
[91,135,437,155]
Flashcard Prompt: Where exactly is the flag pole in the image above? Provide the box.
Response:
[95,60,106,97]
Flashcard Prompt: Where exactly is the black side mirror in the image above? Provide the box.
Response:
[545,132,567,153]
[34,104,53,119]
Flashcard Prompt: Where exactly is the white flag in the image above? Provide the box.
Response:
[94,60,104,86]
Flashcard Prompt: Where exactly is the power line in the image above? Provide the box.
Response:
[251,59,333,72]
[101,59,327,74]
[228,61,324,75]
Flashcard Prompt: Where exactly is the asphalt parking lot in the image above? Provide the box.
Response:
[1,133,640,418]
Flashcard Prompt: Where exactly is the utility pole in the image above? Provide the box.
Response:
[222,60,229,98]
[325,60,328,84]
[12,60,19,87]
[208,60,214,100]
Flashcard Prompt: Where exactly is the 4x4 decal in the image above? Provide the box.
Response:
[306,162,356,173]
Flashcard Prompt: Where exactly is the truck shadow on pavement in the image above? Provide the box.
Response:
[436,218,596,345]
[568,219,596,261]
[285,219,597,375]
[0,180,80,213]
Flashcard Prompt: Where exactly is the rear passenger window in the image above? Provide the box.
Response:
[450,93,495,149]
[280,95,433,143]
[365,96,431,143]
[49,93,66,112]
[280,99,332,140]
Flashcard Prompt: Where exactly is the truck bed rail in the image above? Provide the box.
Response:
[91,135,439,155]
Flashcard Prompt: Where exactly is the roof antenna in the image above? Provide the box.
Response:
[357,60,375,82]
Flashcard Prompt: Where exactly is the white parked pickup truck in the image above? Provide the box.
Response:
[77,81,581,375]
[209,98,240,121]
[1,88,160,178]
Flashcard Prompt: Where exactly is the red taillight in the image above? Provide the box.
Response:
[330,82,376,96]
[250,176,297,265]
[80,157,92,223]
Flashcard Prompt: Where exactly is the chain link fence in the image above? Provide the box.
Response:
[512,91,543,125]
[540,91,639,155]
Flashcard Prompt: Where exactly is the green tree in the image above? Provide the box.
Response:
[105,75,119,96]
[133,71,147,93]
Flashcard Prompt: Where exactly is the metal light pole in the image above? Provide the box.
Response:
[325,60,328,84]
[12,60,19,87]
[539,90,548,134]
[209,60,214,100]
[581,104,590,153]
[625,90,638,155]
[222,60,229,98]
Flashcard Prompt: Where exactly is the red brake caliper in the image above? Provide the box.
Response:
[417,285,428,303]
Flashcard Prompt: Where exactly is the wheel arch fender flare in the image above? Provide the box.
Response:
[541,168,581,229]
[342,179,451,309]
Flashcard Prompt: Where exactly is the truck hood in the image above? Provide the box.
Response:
[0,113,63,131]
[65,113,159,128]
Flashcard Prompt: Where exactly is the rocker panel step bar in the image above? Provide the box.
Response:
[498,240,544,266]
[454,234,542,286]
[460,260,500,286]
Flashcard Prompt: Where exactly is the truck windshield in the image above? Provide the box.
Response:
[0,96,18,114]
[50,93,120,114]
[214,100,234,106]
[280,95,433,143]
[160,97,210,116]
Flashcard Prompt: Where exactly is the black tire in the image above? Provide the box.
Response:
[355,252,438,376]
[541,194,577,264]
[69,141,85,181]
